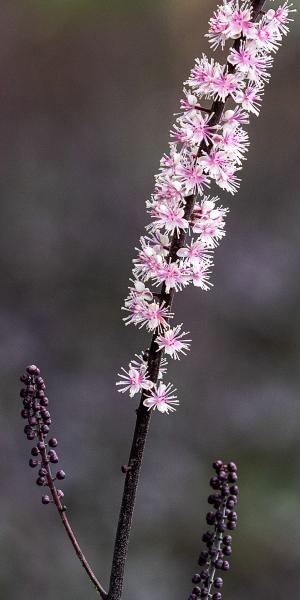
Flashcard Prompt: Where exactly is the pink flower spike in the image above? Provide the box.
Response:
[156,324,191,360]
[143,382,179,414]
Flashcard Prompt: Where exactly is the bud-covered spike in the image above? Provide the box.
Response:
[188,461,239,600]
[19,365,65,505]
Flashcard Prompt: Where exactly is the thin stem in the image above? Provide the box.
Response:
[206,502,227,598]
[35,391,107,599]
[108,2,266,599]
[47,469,108,598]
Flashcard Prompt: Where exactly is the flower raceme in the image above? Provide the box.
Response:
[116,0,293,414]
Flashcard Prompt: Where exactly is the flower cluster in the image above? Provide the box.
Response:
[207,1,293,51]
[116,354,154,398]
[117,0,293,414]
[20,364,66,506]
[116,355,179,414]
[188,460,239,600]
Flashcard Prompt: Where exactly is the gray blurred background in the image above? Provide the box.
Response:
[0,1,299,599]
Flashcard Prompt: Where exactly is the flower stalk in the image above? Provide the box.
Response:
[18,1,294,599]
[108,0,295,597]
[20,364,107,599]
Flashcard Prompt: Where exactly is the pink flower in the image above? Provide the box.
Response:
[122,303,144,327]
[227,5,256,39]
[233,83,263,116]
[228,42,273,83]
[116,356,153,397]
[159,147,182,174]
[199,149,229,178]
[254,22,281,52]
[173,112,216,148]
[191,262,213,290]
[149,202,189,235]
[180,90,201,113]
[215,164,241,194]
[266,3,294,37]
[122,285,173,331]
[126,280,153,302]
[133,243,163,280]
[186,55,222,96]
[143,382,179,414]
[154,175,184,203]
[176,162,209,195]
[211,70,244,102]
[156,324,191,360]
[191,197,228,248]
[177,239,211,266]
[122,294,150,327]
[143,232,170,257]
[221,108,249,133]
[207,1,235,50]
[153,260,190,293]
[140,301,174,332]
[213,128,249,164]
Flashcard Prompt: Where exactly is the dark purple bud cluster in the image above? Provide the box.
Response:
[20,365,66,506]
[188,460,239,600]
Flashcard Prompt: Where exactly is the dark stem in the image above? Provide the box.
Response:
[34,387,107,599]
[107,2,266,598]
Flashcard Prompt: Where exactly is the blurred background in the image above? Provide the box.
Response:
[0,0,299,599]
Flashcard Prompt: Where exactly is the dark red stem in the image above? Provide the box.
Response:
[33,379,108,599]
